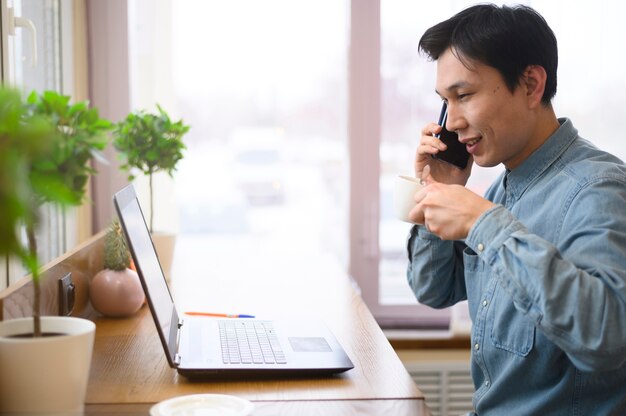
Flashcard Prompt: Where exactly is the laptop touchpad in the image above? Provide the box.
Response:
[289,337,332,352]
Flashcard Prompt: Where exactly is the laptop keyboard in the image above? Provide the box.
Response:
[219,320,287,365]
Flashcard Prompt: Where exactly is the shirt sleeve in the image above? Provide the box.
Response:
[406,225,468,309]
[466,180,626,371]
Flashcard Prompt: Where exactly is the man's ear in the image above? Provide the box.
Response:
[522,65,547,109]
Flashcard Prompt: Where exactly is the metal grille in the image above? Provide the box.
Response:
[406,361,474,416]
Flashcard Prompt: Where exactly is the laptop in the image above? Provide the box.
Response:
[113,184,354,378]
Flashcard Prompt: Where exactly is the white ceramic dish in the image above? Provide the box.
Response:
[150,394,254,416]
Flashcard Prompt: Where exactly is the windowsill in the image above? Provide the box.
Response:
[384,306,472,350]
[385,328,471,350]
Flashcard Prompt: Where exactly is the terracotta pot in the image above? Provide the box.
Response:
[91,268,145,317]
[0,317,95,414]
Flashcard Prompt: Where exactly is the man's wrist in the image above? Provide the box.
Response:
[466,200,498,237]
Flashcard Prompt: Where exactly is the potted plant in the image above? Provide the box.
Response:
[113,105,189,279]
[91,219,145,317]
[0,88,112,414]
[25,90,112,333]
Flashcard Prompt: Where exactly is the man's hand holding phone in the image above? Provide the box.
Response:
[409,102,495,239]
[414,102,472,186]
[433,102,470,170]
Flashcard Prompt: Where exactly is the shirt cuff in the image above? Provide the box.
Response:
[466,205,525,265]
[406,224,439,256]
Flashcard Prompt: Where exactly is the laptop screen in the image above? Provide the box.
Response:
[114,184,179,365]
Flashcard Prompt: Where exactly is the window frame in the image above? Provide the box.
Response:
[348,0,450,328]
[1,0,8,81]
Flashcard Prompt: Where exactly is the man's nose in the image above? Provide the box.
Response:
[445,105,465,133]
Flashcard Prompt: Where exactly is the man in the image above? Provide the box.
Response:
[407,4,626,415]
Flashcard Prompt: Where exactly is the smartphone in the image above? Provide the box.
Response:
[433,102,470,169]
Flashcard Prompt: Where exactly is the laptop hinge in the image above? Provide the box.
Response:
[174,319,184,366]
[174,319,183,366]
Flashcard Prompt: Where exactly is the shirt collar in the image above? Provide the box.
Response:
[505,118,578,200]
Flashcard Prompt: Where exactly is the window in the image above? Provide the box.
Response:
[128,0,350,306]
[0,0,76,289]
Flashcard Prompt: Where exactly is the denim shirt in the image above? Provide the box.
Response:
[407,119,626,415]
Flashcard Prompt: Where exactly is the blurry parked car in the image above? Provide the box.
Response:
[230,127,286,206]
[176,146,250,234]
[178,187,250,234]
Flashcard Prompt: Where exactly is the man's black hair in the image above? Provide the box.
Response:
[419,4,558,104]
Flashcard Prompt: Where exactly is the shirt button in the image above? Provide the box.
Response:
[474,343,480,351]
[485,380,490,386]
[482,300,488,307]
[477,243,485,252]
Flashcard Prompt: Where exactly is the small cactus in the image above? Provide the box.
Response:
[103,220,131,271]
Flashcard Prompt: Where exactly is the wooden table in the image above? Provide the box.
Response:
[84,236,431,415]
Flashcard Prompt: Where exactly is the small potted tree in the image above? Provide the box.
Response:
[0,88,112,414]
[113,105,189,280]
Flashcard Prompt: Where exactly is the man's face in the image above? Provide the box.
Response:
[436,48,535,169]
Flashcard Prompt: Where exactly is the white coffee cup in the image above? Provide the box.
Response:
[393,175,424,223]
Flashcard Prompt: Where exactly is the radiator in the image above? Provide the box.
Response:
[405,360,474,416]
